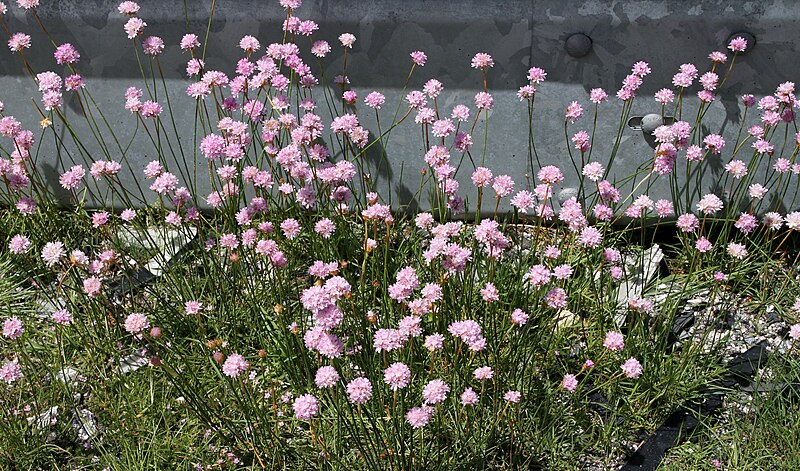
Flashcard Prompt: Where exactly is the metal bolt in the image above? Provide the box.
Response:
[565,33,592,58]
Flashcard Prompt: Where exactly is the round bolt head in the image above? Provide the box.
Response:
[565,33,592,58]
[640,114,663,134]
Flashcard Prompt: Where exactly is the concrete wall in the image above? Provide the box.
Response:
[1,1,798,213]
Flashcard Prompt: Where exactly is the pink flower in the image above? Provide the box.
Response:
[180,34,200,50]
[8,32,31,52]
[480,282,499,302]
[364,91,385,109]
[621,357,643,379]
[589,88,607,103]
[8,234,30,254]
[703,134,725,154]
[140,100,162,118]
[474,366,494,380]
[238,35,260,53]
[474,92,493,110]
[422,379,450,404]
[504,390,521,403]
[83,276,102,297]
[142,36,164,55]
[222,353,249,378]
[572,130,591,152]
[461,387,479,406]
[41,241,65,267]
[338,33,356,48]
[315,366,339,389]
[16,0,38,9]
[54,43,80,64]
[676,213,699,233]
[537,165,564,184]
[346,377,372,404]
[124,313,150,334]
[728,36,748,52]
[124,17,146,39]
[406,406,433,428]
[511,308,529,326]
[0,359,22,384]
[410,50,427,66]
[565,101,583,123]
[471,52,494,69]
[311,40,331,57]
[314,218,336,239]
[790,324,800,341]
[579,226,603,248]
[471,167,493,188]
[603,331,624,351]
[561,374,578,392]
[2,317,23,340]
[695,237,713,253]
[117,1,140,15]
[384,362,411,391]
[52,309,72,325]
[726,242,748,259]
[184,300,203,315]
[654,88,675,104]
[293,394,319,421]
[280,218,301,240]
[696,194,723,215]
[424,333,444,351]
[544,288,568,309]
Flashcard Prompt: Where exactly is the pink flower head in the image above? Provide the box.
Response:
[2,317,23,340]
[82,276,102,297]
[473,366,494,380]
[384,362,411,391]
[142,36,164,55]
[561,374,578,392]
[422,379,450,404]
[589,88,608,104]
[511,308,529,326]
[471,52,494,69]
[117,1,140,15]
[54,43,80,64]
[293,394,319,421]
[239,35,260,53]
[124,17,146,39]
[621,357,643,379]
[346,377,373,404]
[315,366,339,389]
[364,91,385,109]
[696,194,723,215]
[537,165,564,184]
[41,241,65,267]
[0,359,22,385]
[728,36,748,52]
[504,390,521,403]
[8,234,31,254]
[124,313,150,334]
[406,406,433,428]
[410,50,427,66]
[180,34,200,50]
[603,331,624,351]
[221,353,249,378]
[8,32,31,53]
[528,66,547,83]
[17,0,38,10]
[52,309,72,325]
[565,101,583,123]
[338,33,356,48]
[474,92,493,110]
[461,387,479,406]
[789,324,800,341]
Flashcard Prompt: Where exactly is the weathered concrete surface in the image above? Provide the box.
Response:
[0,1,798,213]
